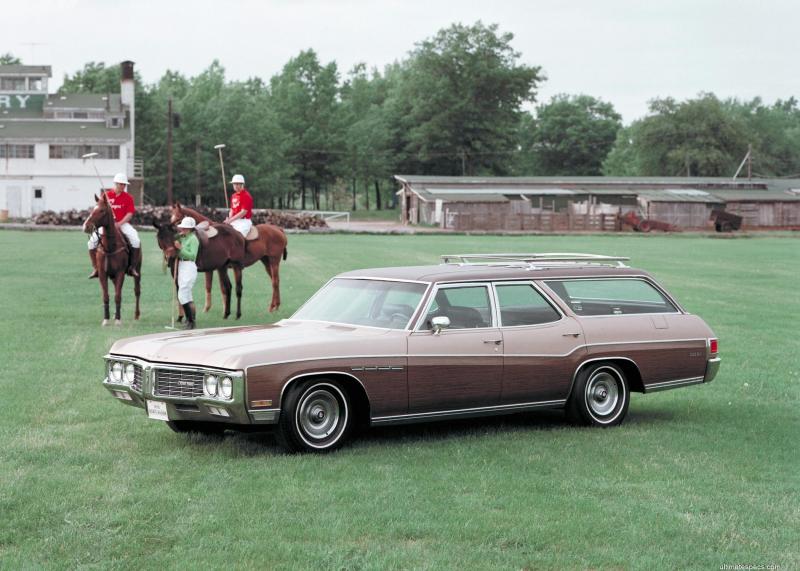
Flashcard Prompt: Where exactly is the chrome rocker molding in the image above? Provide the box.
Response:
[371,399,566,426]
[644,376,705,393]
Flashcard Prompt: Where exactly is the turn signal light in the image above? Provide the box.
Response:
[710,339,718,354]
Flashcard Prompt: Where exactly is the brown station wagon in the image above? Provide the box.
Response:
[103,253,720,452]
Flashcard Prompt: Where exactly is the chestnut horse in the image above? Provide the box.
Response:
[83,193,141,325]
[153,221,244,320]
[170,203,287,313]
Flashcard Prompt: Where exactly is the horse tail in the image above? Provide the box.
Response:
[283,247,288,261]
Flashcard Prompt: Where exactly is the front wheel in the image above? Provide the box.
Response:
[276,379,353,453]
[567,363,630,426]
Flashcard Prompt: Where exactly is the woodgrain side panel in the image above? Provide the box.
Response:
[246,357,408,417]
[587,341,708,384]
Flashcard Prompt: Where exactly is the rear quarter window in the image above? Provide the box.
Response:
[544,278,678,316]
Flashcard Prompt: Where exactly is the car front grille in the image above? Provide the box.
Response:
[154,368,204,398]
[132,364,144,392]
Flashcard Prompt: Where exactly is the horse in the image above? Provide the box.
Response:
[170,203,288,313]
[82,193,142,325]
[153,221,244,320]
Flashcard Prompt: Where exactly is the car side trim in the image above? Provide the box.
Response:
[371,399,567,425]
[644,376,705,393]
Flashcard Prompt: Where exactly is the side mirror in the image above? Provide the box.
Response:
[431,316,451,335]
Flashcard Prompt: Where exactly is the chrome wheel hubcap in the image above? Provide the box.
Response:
[586,372,619,416]
[298,389,340,440]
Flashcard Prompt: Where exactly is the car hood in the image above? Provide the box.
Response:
[108,320,407,370]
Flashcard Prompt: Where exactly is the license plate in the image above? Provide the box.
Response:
[146,400,169,421]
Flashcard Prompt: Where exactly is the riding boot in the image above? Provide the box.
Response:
[127,247,141,278]
[182,303,195,330]
[88,249,99,279]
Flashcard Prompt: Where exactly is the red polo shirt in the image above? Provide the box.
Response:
[231,188,253,219]
[105,189,135,222]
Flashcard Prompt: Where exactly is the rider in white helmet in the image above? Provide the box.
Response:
[87,173,141,278]
[223,174,253,237]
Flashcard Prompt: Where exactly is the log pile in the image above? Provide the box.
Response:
[33,207,327,229]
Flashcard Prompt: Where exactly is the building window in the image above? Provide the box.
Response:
[28,78,42,91]
[0,144,35,158]
[0,78,26,91]
[110,117,119,127]
[49,145,120,159]
[34,188,43,199]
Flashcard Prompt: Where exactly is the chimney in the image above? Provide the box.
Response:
[120,60,135,175]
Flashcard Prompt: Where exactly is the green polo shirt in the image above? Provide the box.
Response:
[177,232,199,262]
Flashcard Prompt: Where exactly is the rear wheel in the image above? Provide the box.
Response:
[276,379,353,453]
[567,363,630,426]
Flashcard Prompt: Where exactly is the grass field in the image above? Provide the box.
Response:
[1,229,798,570]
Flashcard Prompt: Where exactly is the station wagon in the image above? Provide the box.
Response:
[102,253,720,452]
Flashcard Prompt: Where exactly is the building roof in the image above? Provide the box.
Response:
[0,120,130,142]
[45,93,122,111]
[0,65,52,76]
[395,175,800,204]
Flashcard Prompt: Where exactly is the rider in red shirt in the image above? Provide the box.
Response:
[87,173,141,278]
[224,174,254,237]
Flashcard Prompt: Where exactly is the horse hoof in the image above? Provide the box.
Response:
[114,320,122,326]
[101,319,109,326]
[204,306,211,313]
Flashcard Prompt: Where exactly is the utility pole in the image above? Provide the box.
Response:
[166,97,173,204]
[747,143,752,180]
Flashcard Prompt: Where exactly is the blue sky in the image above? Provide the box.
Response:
[5,0,799,122]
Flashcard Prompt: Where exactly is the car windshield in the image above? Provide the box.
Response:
[291,278,428,329]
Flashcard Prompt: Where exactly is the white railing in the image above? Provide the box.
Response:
[291,210,350,224]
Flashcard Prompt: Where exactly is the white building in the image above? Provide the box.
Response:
[0,61,140,219]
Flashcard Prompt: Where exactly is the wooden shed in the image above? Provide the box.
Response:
[395,175,800,231]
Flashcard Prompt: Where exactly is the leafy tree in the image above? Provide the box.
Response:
[602,94,749,176]
[386,22,542,175]
[0,53,21,65]
[269,50,342,209]
[59,62,122,93]
[524,94,621,175]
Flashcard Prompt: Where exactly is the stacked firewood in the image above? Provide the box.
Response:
[33,207,327,229]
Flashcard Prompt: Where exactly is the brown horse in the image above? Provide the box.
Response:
[153,221,243,320]
[170,203,287,313]
[83,193,142,325]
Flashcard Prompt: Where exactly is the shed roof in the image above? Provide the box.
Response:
[395,175,800,205]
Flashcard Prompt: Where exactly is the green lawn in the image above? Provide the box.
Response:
[0,230,798,570]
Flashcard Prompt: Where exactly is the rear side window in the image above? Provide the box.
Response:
[544,279,677,316]
[495,284,560,326]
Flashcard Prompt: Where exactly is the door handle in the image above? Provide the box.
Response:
[483,339,503,345]
[562,332,581,337]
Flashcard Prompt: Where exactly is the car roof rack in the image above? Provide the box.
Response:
[440,253,630,268]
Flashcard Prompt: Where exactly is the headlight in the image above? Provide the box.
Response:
[204,374,218,396]
[110,361,123,383]
[123,363,135,384]
[220,377,233,399]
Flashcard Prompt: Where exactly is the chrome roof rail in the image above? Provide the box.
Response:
[440,253,630,268]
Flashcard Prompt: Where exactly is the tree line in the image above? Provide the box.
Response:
[5,21,800,209]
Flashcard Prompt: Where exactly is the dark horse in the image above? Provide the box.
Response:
[170,203,288,314]
[83,193,142,325]
[153,221,245,320]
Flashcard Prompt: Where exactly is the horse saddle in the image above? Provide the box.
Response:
[245,225,259,241]
[195,220,218,238]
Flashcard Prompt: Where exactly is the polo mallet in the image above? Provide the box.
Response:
[82,152,109,198]
[214,144,229,208]
[164,256,179,330]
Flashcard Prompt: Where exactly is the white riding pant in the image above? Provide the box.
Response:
[230,218,252,237]
[177,260,198,304]
[87,223,140,249]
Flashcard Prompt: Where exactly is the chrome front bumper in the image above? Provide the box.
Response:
[102,355,279,425]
